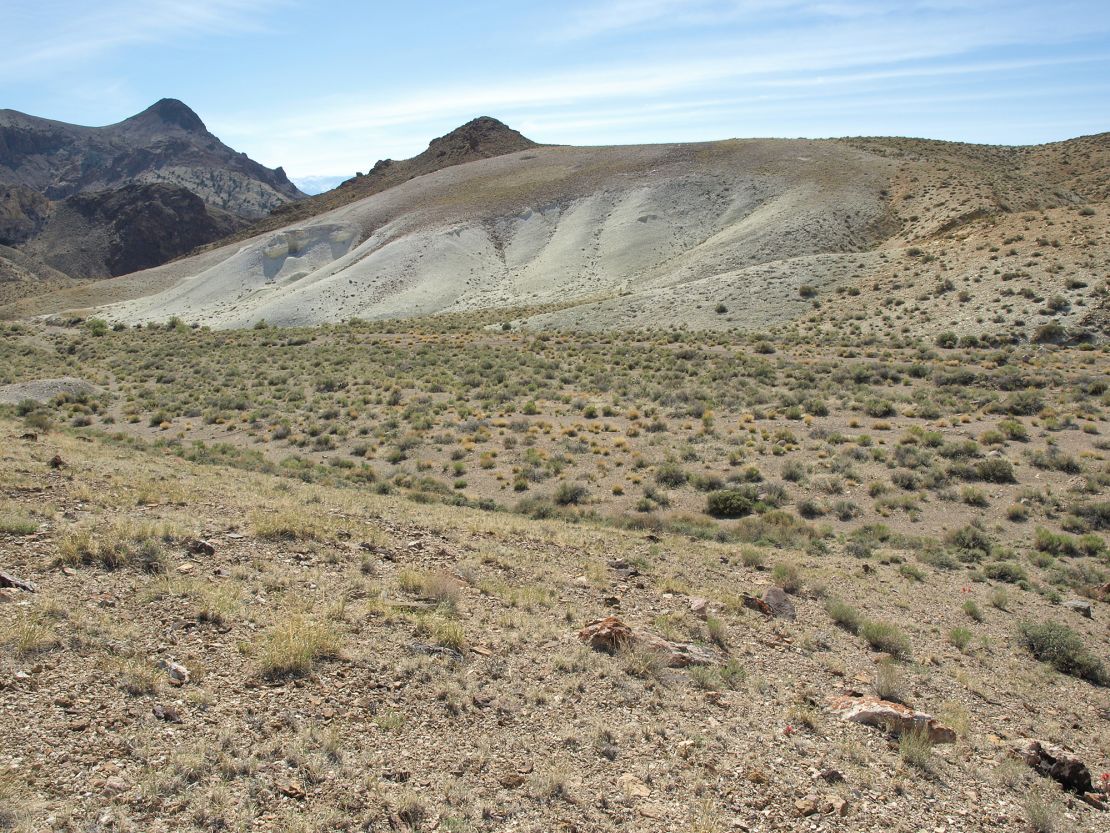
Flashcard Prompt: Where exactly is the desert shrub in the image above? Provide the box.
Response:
[962,600,983,622]
[947,523,991,561]
[0,512,38,535]
[771,561,802,593]
[826,599,860,633]
[655,461,688,488]
[259,616,341,679]
[553,482,589,506]
[797,498,824,519]
[997,392,1043,416]
[899,728,934,769]
[781,460,806,482]
[984,561,1027,584]
[1034,527,1080,557]
[891,469,920,491]
[865,398,896,418]
[1028,448,1081,474]
[991,587,1010,610]
[961,486,989,507]
[976,458,1017,484]
[899,563,925,582]
[1032,322,1067,344]
[1069,501,1110,531]
[859,620,911,659]
[706,489,754,519]
[1018,621,1107,685]
[740,548,766,569]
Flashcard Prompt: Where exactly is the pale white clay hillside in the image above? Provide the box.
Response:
[76,130,1108,338]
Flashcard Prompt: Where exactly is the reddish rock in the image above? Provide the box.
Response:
[278,781,306,800]
[49,454,65,469]
[578,617,717,667]
[827,695,957,743]
[1011,739,1094,794]
[579,617,633,653]
[742,595,773,617]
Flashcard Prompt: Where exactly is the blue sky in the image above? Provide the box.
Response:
[2,0,1108,192]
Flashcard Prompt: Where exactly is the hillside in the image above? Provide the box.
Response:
[39,128,1101,342]
[1,316,1108,832]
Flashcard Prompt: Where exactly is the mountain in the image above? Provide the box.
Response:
[0,98,304,218]
[10,124,1108,342]
[0,99,305,279]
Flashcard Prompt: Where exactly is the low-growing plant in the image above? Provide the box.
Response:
[706,489,755,519]
[1019,621,1107,685]
[859,620,911,660]
[259,616,342,679]
[948,626,973,652]
[825,598,860,633]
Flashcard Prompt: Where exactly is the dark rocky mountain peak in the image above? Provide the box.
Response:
[425,116,536,161]
[118,98,207,134]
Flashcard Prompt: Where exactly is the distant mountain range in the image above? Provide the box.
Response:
[0,98,305,280]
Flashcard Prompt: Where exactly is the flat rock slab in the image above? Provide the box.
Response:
[0,377,100,405]
[827,695,957,743]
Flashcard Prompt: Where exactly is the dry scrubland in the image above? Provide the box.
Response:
[1,318,1109,832]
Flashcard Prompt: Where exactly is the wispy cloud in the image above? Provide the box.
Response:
[213,4,1109,174]
[0,0,289,76]
[554,0,965,39]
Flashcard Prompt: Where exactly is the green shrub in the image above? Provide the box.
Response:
[1034,527,1083,557]
[976,459,1016,483]
[1018,621,1107,685]
[771,561,802,593]
[947,523,991,561]
[948,626,973,652]
[859,620,912,660]
[706,489,755,519]
[984,561,1027,584]
[655,461,688,488]
[826,599,860,633]
[553,482,589,506]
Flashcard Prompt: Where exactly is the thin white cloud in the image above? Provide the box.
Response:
[213,4,1105,169]
[554,0,973,39]
[0,0,290,76]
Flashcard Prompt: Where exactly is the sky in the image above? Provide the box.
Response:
[2,0,1109,193]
